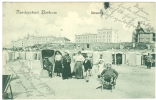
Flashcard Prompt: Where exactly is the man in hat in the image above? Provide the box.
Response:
[145,53,152,69]
[100,62,118,85]
[43,57,53,78]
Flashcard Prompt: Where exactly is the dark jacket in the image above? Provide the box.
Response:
[83,60,92,71]
[43,60,53,71]
[101,67,118,78]
[61,55,71,66]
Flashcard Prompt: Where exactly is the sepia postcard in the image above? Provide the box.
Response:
[2,2,156,99]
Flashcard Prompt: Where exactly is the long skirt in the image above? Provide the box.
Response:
[54,61,62,73]
[62,63,71,79]
[73,62,83,79]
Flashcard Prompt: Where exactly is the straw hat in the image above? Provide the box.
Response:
[106,62,112,67]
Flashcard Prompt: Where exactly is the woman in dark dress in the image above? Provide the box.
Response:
[61,51,72,80]
[54,51,62,77]
[83,56,92,82]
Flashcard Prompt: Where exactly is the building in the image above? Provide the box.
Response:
[11,35,70,48]
[75,28,118,43]
[132,22,155,43]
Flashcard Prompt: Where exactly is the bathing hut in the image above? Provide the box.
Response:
[112,52,125,65]
[128,52,136,66]
[40,49,55,78]
[8,51,15,61]
[32,52,38,60]
[20,52,26,60]
[135,52,142,66]
[128,52,142,66]
[14,52,20,60]
[93,51,100,65]
[102,51,112,64]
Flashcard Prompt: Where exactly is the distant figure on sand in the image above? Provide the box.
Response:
[145,53,152,69]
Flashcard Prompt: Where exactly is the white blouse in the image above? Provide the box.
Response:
[55,55,62,61]
[73,54,84,62]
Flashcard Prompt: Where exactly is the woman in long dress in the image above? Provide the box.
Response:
[61,51,72,80]
[73,51,85,79]
[54,51,62,77]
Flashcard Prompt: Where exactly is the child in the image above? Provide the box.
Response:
[97,54,105,78]
[83,56,92,82]
[43,57,53,78]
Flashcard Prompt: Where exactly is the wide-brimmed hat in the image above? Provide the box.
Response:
[55,50,62,55]
[106,62,112,67]
[64,50,70,54]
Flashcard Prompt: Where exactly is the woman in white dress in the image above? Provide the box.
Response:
[54,51,62,77]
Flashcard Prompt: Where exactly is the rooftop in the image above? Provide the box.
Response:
[76,33,97,36]
[54,37,70,41]
[12,35,70,42]
[135,21,155,34]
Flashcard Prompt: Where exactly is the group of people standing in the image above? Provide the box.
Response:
[73,51,92,81]
[43,50,92,82]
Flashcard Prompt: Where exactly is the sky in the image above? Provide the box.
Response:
[2,2,155,46]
